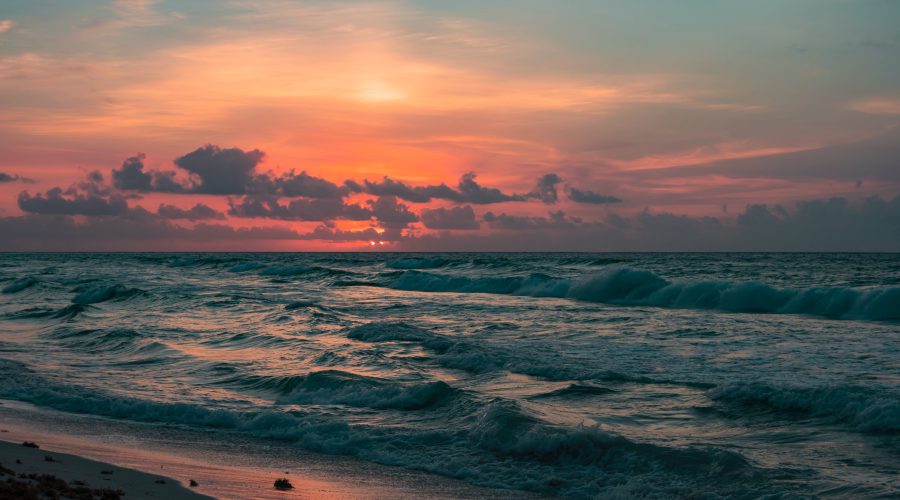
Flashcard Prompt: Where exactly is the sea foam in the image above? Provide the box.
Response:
[387,266,900,320]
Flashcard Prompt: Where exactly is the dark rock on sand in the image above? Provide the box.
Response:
[274,477,294,490]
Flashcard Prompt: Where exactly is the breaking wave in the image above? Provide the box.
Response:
[709,382,900,433]
[71,284,146,304]
[0,358,769,497]
[387,266,900,320]
[218,370,461,411]
[345,322,714,389]
[2,253,896,498]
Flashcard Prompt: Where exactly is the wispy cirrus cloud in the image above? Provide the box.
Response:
[848,96,900,115]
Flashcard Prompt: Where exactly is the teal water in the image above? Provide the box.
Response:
[1,253,898,498]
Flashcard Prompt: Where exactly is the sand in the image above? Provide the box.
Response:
[0,399,546,499]
[0,438,210,499]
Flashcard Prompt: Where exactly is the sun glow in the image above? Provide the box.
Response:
[357,80,406,103]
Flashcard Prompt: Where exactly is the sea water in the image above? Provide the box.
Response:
[0,253,898,498]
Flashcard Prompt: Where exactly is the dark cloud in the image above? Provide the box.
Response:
[17,170,131,217]
[70,170,115,197]
[227,196,371,221]
[0,211,301,251]
[401,196,900,252]
[568,187,622,204]
[296,225,401,242]
[108,145,542,208]
[112,148,345,199]
[0,172,33,183]
[420,205,479,230]
[734,196,900,249]
[3,194,898,251]
[367,196,418,228]
[17,186,128,216]
[157,203,226,221]
[278,170,344,199]
[112,154,152,190]
[531,173,562,204]
[174,145,266,195]
[111,154,187,193]
[345,173,526,204]
[483,210,581,230]
[344,177,447,203]
[458,172,527,204]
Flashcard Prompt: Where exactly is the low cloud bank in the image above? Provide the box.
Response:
[2,144,898,251]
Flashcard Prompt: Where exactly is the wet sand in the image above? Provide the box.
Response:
[0,399,544,499]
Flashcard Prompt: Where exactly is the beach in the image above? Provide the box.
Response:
[0,398,538,499]
[0,252,898,498]
[3,0,899,496]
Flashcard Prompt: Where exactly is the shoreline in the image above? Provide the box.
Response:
[0,399,545,499]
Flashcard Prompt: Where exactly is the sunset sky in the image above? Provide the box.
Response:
[1,0,898,250]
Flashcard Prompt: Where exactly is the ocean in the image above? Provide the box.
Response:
[1,252,898,498]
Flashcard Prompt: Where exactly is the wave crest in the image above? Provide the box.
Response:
[72,284,146,304]
[387,266,900,321]
[0,358,780,498]
[709,382,900,433]
[386,257,448,270]
[218,369,460,411]
[2,277,39,294]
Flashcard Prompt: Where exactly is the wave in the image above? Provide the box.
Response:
[169,256,227,267]
[71,284,146,304]
[259,264,316,276]
[556,256,625,266]
[4,304,92,321]
[386,257,448,270]
[200,331,290,348]
[2,277,39,294]
[42,328,145,354]
[529,384,617,399]
[388,271,560,295]
[386,266,900,321]
[470,256,516,268]
[332,279,383,287]
[0,358,772,498]
[284,300,334,313]
[218,370,460,411]
[709,382,900,433]
[346,322,440,343]
[228,262,264,272]
[345,322,714,389]
[260,265,355,278]
[470,400,752,476]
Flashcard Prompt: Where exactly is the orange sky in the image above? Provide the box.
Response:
[0,1,898,250]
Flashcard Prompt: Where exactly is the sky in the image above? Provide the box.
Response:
[0,0,898,251]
